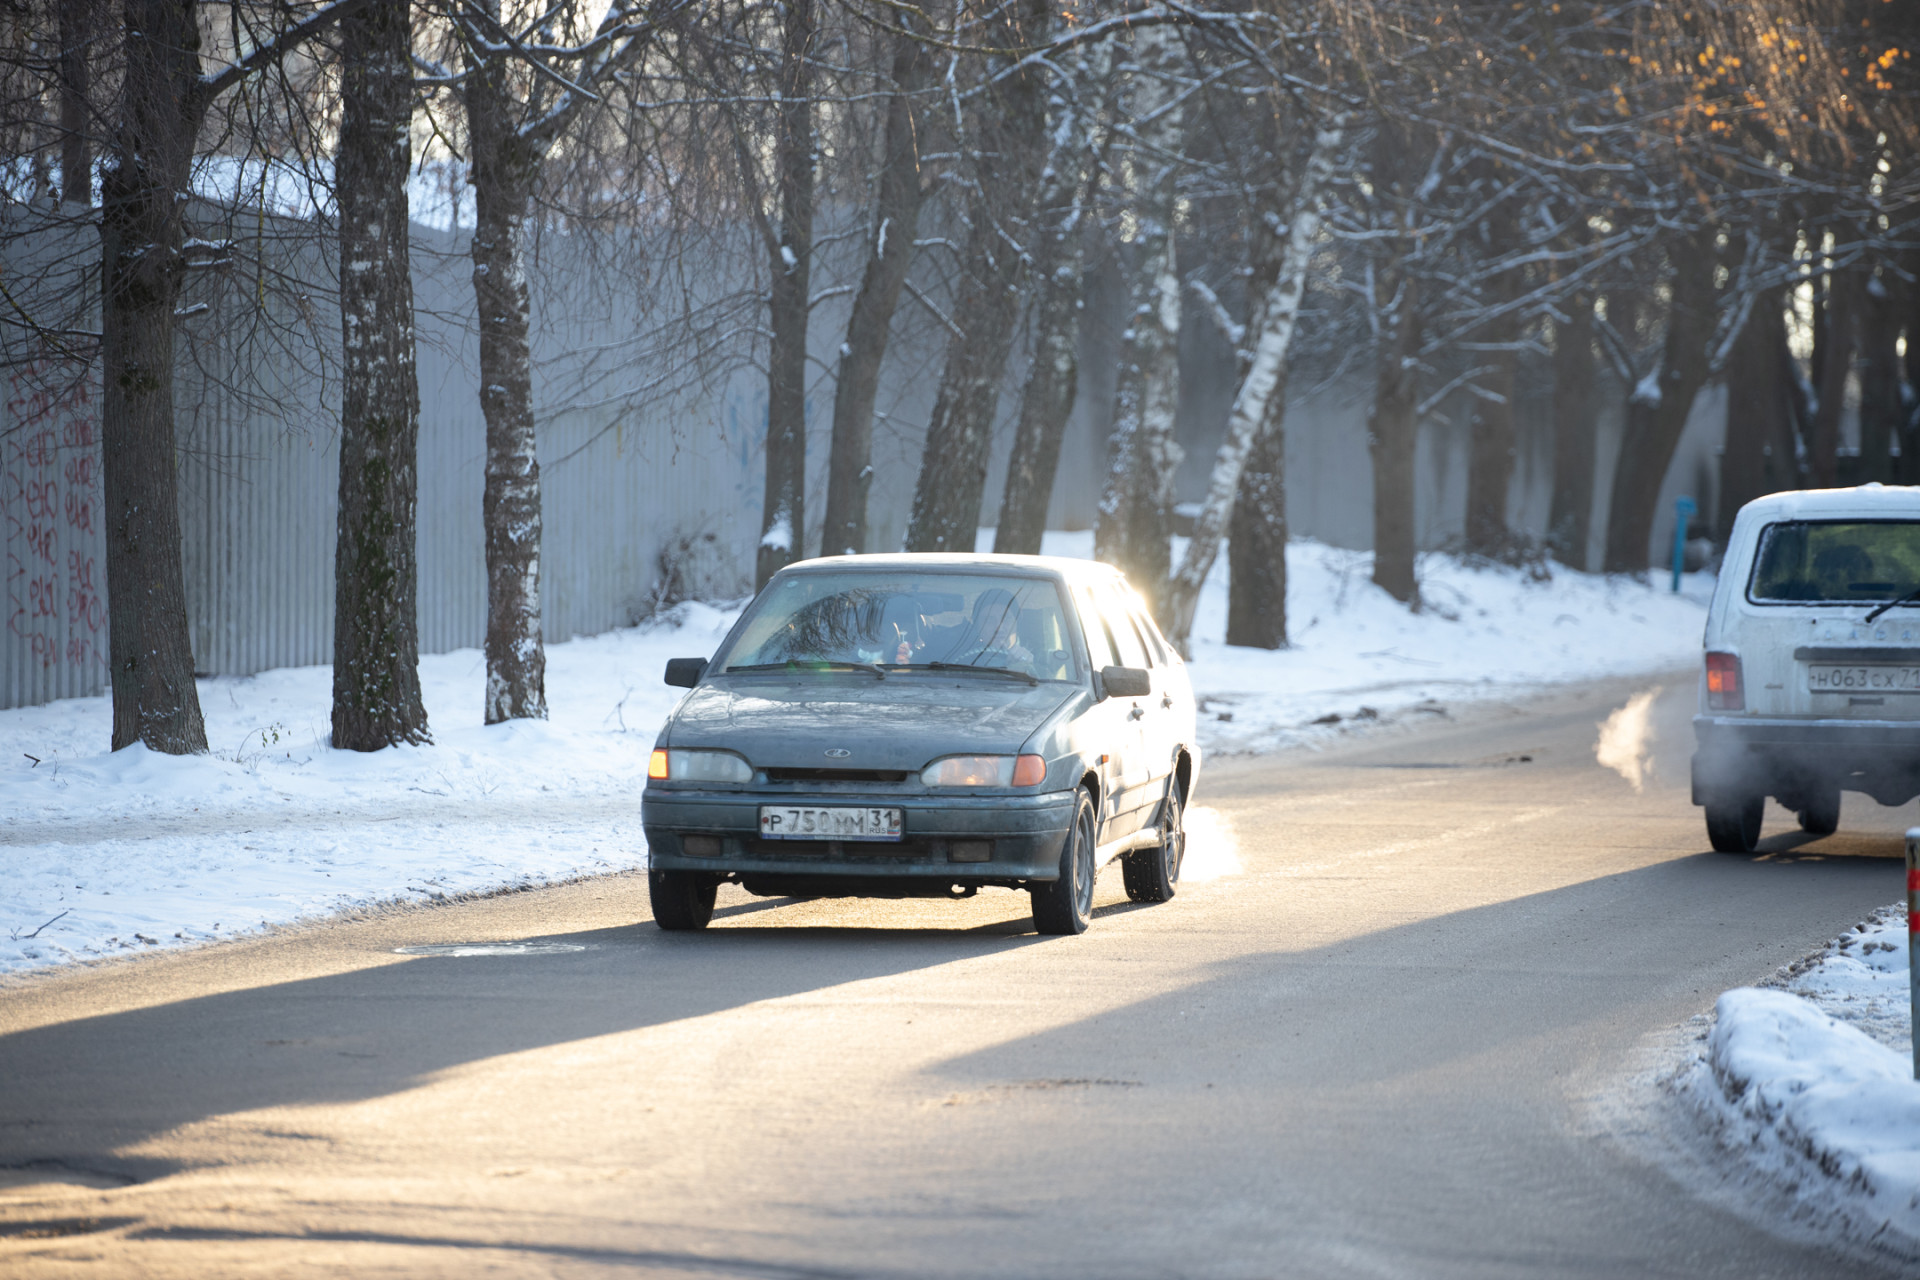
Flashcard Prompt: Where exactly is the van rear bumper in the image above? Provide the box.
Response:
[1692,715,1920,808]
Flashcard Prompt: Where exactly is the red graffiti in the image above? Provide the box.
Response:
[25,521,54,566]
[62,489,93,534]
[23,476,56,521]
[5,358,104,676]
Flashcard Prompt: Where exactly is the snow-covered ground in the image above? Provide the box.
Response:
[0,534,1710,976]
[1673,905,1920,1259]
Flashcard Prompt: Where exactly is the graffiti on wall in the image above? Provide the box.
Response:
[3,361,106,681]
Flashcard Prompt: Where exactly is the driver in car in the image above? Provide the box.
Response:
[959,589,1033,668]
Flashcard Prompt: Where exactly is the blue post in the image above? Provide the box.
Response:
[1671,496,1697,592]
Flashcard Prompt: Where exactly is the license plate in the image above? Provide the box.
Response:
[1806,665,1920,693]
[757,806,903,841]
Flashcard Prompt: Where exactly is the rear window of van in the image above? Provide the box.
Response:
[1747,520,1920,603]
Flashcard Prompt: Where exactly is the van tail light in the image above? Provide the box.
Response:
[1705,652,1744,711]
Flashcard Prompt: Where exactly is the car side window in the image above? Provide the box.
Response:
[1130,608,1171,666]
[1101,590,1152,670]
[1075,585,1120,669]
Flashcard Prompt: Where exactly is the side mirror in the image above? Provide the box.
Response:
[1100,665,1151,699]
[664,657,709,688]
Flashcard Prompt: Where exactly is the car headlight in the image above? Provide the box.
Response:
[920,754,1046,787]
[648,748,753,783]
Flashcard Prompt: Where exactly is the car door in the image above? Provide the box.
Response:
[1095,584,1175,807]
[1072,582,1149,841]
[1121,597,1184,805]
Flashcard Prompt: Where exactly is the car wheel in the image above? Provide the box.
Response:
[1123,781,1184,903]
[650,869,718,930]
[1704,794,1764,853]
[1031,789,1097,935]
[1797,789,1840,836]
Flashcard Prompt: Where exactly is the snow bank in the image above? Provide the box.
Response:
[1079,531,1713,755]
[2,536,1708,976]
[1678,909,1920,1256]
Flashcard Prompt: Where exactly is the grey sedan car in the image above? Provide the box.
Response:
[642,553,1200,934]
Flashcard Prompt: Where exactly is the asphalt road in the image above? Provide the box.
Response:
[2,674,1913,1278]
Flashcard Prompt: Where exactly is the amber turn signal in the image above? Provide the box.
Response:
[648,749,670,779]
[1011,754,1046,786]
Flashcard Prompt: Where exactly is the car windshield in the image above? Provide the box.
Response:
[1748,520,1920,603]
[716,573,1081,682]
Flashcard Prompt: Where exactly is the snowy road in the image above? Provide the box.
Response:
[2,675,1913,1277]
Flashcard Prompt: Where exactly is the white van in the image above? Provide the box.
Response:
[1694,485,1920,852]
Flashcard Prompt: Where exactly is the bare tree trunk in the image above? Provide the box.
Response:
[1094,26,1187,618]
[332,0,428,750]
[1807,267,1855,488]
[1225,367,1290,649]
[756,0,816,586]
[1603,232,1718,573]
[1859,266,1902,485]
[1463,309,1519,556]
[903,0,1050,554]
[1717,286,1796,536]
[1546,294,1596,567]
[57,0,90,205]
[1162,116,1342,651]
[821,26,926,557]
[465,36,546,723]
[1369,269,1422,605]
[992,41,1114,557]
[99,0,207,754]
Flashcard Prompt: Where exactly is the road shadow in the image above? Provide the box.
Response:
[0,907,1048,1183]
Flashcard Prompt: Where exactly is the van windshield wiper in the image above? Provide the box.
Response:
[1865,585,1920,624]
[913,661,1040,686]
[725,660,887,679]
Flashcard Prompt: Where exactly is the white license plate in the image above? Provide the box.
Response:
[1807,665,1920,693]
[758,805,903,841]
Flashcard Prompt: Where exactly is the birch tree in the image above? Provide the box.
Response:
[1093,23,1186,617]
[332,0,429,750]
[991,36,1115,557]
[902,0,1054,554]
[1161,114,1343,653]
[451,0,684,722]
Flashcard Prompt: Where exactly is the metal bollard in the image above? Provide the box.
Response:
[1671,496,1697,593]
[1910,828,1920,1080]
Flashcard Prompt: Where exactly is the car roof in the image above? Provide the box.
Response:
[777,552,1126,583]
[1739,484,1920,523]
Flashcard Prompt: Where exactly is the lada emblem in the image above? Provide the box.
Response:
[824,748,851,758]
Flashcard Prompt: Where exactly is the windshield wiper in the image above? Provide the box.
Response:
[916,661,1040,686]
[725,660,887,679]
[1865,585,1920,624]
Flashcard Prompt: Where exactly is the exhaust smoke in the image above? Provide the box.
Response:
[1596,688,1662,792]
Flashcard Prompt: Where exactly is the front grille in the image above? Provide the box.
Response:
[748,838,930,863]
[762,767,911,783]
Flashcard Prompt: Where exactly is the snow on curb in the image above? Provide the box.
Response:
[1674,908,1920,1257]
[2,537,1709,978]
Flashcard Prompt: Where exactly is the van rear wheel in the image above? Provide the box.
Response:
[1797,789,1840,836]
[1704,794,1763,853]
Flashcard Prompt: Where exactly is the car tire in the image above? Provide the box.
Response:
[1797,789,1840,836]
[1704,794,1764,853]
[1031,789,1097,936]
[1123,781,1184,903]
[650,869,719,930]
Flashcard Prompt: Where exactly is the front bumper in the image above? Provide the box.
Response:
[642,787,1077,891]
[1692,715,1920,808]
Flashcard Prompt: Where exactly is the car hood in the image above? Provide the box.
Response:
[664,676,1078,770]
